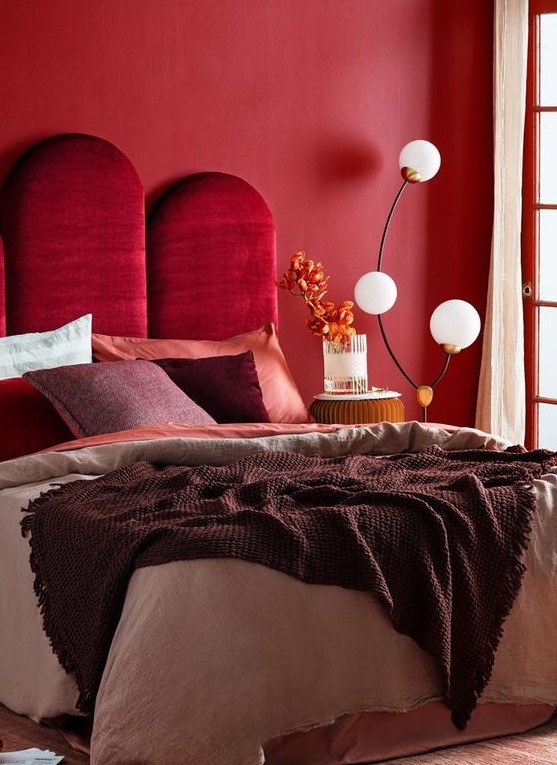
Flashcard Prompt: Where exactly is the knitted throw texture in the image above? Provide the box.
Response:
[21,445,555,728]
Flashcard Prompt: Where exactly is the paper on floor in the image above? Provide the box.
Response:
[0,749,63,764]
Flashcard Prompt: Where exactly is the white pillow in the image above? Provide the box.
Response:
[0,314,92,380]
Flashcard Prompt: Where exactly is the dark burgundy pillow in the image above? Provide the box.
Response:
[0,377,75,461]
[152,351,270,423]
[23,360,216,438]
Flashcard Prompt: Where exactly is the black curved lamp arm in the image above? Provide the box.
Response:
[377,313,418,389]
[376,178,455,398]
[429,353,452,389]
[377,179,408,271]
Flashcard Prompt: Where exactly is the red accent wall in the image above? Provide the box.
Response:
[0,0,493,425]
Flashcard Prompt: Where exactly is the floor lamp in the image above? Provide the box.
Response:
[354,140,481,422]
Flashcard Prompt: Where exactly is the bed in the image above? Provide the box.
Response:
[0,133,556,765]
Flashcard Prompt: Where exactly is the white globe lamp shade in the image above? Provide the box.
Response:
[430,299,481,350]
[399,140,441,183]
[354,271,398,315]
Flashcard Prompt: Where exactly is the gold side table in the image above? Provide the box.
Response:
[309,391,404,425]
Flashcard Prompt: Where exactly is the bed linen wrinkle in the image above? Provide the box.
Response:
[3,422,557,765]
[0,421,513,490]
[21,443,552,729]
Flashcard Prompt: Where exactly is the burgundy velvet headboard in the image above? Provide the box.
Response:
[0,133,277,340]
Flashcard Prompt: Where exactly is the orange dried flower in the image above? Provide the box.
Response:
[278,251,357,343]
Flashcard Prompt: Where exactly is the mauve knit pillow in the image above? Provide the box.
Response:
[152,352,270,423]
[23,360,216,438]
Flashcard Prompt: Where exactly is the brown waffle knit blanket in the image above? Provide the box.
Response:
[21,445,556,728]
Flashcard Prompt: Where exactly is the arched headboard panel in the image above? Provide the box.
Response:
[0,136,277,342]
[0,133,147,336]
[146,172,277,340]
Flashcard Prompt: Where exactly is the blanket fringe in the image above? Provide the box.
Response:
[20,483,65,536]
[449,481,535,729]
[20,485,96,715]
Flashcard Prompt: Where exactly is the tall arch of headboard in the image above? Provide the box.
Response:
[147,172,277,340]
[0,134,277,340]
[0,133,147,337]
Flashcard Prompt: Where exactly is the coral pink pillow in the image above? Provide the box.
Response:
[24,360,216,438]
[152,352,270,423]
[92,324,309,423]
[0,378,75,461]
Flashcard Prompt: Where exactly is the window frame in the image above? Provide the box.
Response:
[523,0,557,449]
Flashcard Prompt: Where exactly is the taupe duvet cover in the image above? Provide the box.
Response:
[1,421,556,765]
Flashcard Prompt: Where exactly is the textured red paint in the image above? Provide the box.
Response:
[0,0,493,426]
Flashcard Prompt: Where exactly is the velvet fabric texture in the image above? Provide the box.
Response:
[146,172,277,340]
[24,360,216,438]
[153,352,270,423]
[0,378,74,461]
[0,137,278,343]
[0,134,147,337]
[92,324,309,424]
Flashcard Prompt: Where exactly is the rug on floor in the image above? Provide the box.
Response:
[380,710,557,764]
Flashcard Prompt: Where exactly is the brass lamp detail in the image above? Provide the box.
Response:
[354,140,481,421]
[400,166,422,183]
[416,385,434,409]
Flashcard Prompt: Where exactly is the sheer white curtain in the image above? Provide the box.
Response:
[475,0,528,443]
